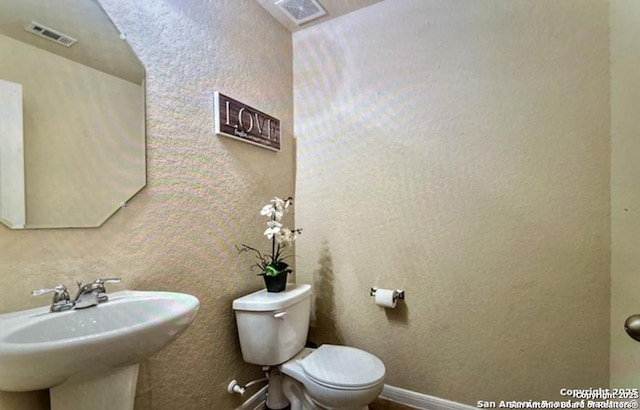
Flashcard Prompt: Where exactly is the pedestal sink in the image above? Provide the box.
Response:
[0,290,199,410]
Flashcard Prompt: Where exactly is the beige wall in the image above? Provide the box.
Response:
[610,0,640,388]
[0,0,293,409]
[294,0,610,404]
[0,33,145,228]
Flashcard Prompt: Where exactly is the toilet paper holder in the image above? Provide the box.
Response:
[370,287,405,301]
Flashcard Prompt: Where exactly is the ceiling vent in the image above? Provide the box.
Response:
[24,22,78,47]
[276,0,327,25]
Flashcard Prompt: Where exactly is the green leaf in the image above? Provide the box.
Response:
[264,265,279,277]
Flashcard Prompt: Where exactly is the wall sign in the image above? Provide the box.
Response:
[214,91,280,151]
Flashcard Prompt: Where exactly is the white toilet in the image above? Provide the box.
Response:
[232,283,385,410]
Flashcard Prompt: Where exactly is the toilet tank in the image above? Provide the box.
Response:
[232,283,312,366]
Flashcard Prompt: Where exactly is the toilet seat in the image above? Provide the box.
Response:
[300,345,385,390]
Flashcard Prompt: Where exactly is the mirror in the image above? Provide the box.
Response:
[0,0,145,229]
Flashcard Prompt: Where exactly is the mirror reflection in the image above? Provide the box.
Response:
[0,0,146,229]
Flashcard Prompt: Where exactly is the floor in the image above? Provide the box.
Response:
[261,396,419,410]
[262,398,420,410]
[369,397,420,409]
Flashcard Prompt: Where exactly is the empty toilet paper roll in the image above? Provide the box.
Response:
[374,288,397,308]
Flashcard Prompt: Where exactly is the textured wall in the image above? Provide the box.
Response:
[0,0,293,408]
[294,0,610,404]
[610,0,640,388]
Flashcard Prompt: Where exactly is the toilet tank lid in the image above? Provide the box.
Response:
[232,283,312,311]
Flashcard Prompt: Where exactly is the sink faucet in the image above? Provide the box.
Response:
[32,278,121,312]
[73,278,121,309]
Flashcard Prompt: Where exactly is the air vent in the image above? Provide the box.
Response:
[275,0,327,25]
[24,22,78,47]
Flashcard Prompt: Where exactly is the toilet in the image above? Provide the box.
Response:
[232,283,385,410]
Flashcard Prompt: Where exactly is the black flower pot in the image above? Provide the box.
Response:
[263,272,288,292]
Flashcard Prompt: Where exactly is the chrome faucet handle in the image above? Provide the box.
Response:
[94,278,121,301]
[32,285,69,301]
[31,285,73,312]
[94,278,121,286]
[75,277,120,291]
[91,278,121,294]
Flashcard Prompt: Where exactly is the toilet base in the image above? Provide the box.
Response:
[266,404,291,410]
[280,375,368,410]
[266,369,291,410]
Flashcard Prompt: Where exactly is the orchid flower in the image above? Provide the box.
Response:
[237,196,301,276]
[264,220,282,240]
[277,228,297,246]
[260,204,283,220]
[272,197,286,209]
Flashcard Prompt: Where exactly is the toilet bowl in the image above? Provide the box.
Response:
[280,346,385,409]
[232,284,386,410]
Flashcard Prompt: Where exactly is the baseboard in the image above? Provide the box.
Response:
[235,385,268,410]
[380,385,476,410]
[238,383,474,410]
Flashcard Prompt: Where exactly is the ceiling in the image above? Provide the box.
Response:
[256,0,385,32]
[0,0,380,84]
[0,0,143,84]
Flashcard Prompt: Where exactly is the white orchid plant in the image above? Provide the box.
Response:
[237,196,302,277]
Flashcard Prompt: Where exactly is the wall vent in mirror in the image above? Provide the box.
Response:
[24,21,77,47]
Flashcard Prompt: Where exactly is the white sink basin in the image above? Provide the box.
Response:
[0,290,199,393]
